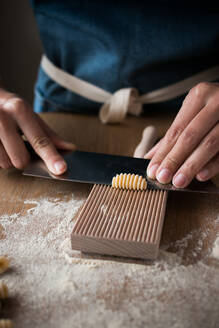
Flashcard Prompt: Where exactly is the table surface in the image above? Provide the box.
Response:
[1,112,219,328]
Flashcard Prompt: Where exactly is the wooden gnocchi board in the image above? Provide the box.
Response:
[71,126,168,260]
[71,185,167,259]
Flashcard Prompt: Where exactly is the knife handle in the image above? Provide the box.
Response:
[133,125,158,158]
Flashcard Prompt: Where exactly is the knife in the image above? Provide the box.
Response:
[23,147,219,194]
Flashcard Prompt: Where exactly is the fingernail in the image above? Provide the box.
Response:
[157,168,172,184]
[197,169,209,181]
[54,161,66,174]
[147,164,159,179]
[173,173,187,188]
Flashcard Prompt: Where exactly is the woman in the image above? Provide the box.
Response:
[0,0,218,188]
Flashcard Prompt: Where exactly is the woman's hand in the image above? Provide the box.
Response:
[145,82,219,188]
[0,88,75,174]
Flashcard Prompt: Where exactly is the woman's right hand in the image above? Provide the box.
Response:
[0,88,75,174]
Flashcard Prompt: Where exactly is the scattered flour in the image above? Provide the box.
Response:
[0,196,219,328]
[210,237,219,260]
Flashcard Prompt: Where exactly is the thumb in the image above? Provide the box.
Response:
[36,115,76,151]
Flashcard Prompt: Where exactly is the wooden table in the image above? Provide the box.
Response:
[1,112,219,327]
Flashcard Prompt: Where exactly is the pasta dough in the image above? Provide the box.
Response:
[0,282,8,299]
[0,257,9,275]
[0,320,13,328]
[112,173,147,191]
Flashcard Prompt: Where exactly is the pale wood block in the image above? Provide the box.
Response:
[71,185,167,259]
[71,126,168,260]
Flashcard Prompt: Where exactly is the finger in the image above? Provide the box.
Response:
[196,153,219,181]
[36,115,76,151]
[0,141,12,169]
[7,99,67,175]
[0,111,30,169]
[146,83,211,179]
[172,123,219,188]
[155,103,219,183]
[144,139,163,159]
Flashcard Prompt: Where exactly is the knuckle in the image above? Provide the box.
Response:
[166,126,184,143]
[32,136,51,151]
[194,82,211,97]
[206,153,219,174]
[202,135,219,151]
[183,161,197,175]
[181,128,197,147]
[165,155,180,168]
[151,149,167,164]
[208,98,219,118]
[3,97,28,116]
[148,155,163,167]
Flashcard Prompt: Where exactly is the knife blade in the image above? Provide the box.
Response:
[22,150,219,194]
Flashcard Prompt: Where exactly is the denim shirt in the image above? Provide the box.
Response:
[30,0,219,114]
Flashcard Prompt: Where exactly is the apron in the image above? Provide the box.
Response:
[31,1,219,122]
[41,55,219,124]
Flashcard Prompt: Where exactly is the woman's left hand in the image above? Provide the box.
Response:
[145,82,219,188]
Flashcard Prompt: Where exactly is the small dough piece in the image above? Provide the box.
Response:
[0,282,8,299]
[112,173,147,190]
[0,257,9,274]
[0,319,13,328]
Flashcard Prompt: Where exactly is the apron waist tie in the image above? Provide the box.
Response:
[41,55,219,124]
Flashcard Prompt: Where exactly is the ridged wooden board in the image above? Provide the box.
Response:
[71,126,168,260]
[71,185,167,259]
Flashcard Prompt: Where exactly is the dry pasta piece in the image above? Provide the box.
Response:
[0,257,9,275]
[0,283,8,299]
[112,173,147,191]
[0,319,13,328]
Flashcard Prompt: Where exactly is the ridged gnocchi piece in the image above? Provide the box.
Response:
[0,257,9,275]
[0,282,8,299]
[0,319,13,328]
[112,173,147,190]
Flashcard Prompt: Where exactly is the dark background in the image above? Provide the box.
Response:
[0,0,42,103]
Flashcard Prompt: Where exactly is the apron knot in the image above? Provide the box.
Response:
[99,88,142,124]
[41,55,219,124]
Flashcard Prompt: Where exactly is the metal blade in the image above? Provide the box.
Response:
[22,150,219,194]
[23,150,151,184]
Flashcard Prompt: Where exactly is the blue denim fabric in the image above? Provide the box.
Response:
[30,1,219,113]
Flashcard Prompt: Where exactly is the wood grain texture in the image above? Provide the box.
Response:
[1,111,219,326]
[71,125,168,260]
[71,186,167,259]
[0,111,218,264]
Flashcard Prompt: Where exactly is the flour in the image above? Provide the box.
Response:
[0,196,219,328]
[210,236,219,260]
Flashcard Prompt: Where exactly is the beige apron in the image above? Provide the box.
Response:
[41,55,219,124]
